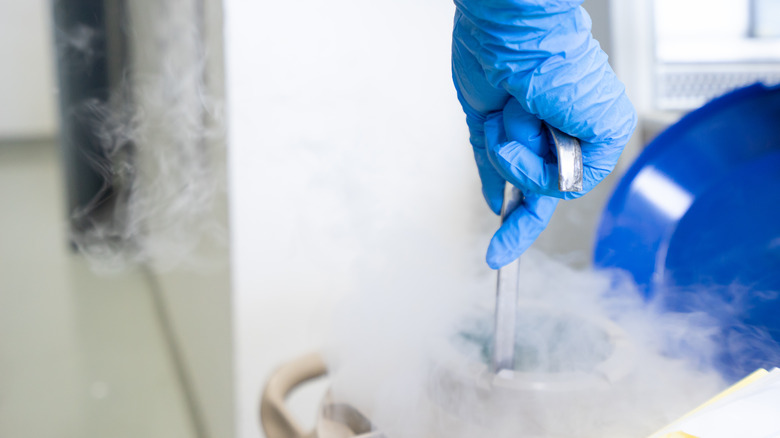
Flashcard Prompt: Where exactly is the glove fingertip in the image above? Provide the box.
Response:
[478,169,506,215]
[486,247,510,270]
[486,256,502,271]
[486,229,521,270]
[484,191,503,215]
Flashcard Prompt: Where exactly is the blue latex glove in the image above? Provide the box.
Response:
[483,99,561,269]
[452,0,638,269]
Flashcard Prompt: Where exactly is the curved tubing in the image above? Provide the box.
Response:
[260,352,328,438]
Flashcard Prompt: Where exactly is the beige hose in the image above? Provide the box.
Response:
[260,352,328,438]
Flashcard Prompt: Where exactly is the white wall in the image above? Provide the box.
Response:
[0,1,57,139]
[223,1,487,437]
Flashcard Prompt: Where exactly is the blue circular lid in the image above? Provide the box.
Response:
[594,83,780,379]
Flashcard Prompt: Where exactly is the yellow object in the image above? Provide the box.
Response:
[649,369,771,438]
[661,433,698,438]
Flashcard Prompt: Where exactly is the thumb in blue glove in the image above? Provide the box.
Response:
[483,107,560,269]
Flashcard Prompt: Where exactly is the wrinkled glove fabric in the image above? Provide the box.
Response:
[452,0,638,268]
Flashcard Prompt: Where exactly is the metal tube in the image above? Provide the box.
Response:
[490,122,583,373]
[491,183,523,372]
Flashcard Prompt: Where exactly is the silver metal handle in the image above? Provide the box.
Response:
[547,124,583,192]
[490,122,582,374]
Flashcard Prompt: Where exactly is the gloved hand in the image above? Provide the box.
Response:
[452,0,638,269]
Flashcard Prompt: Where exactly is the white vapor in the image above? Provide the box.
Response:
[326,237,733,438]
[64,0,225,272]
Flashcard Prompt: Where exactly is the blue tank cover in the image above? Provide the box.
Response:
[594,83,780,379]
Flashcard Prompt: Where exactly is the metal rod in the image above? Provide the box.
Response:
[491,183,523,373]
[490,122,583,373]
